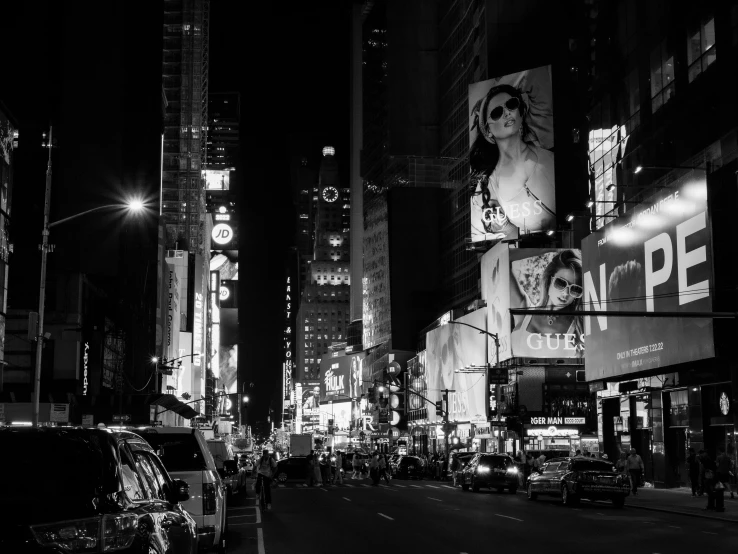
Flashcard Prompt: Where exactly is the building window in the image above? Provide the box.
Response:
[687,17,716,83]
[650,41,675,113]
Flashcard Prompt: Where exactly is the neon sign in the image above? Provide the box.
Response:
[82,342,89,396]
[526,426,580,437]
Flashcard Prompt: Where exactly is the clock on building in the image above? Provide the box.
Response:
[322,186,338,203]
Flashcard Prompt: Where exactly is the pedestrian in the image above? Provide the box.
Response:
[306,453,315,487]
[700,450,723,512]
[575,449,582,457]
[716,445,733,501]
[255,449,277,511]
[450,454,460,486]
[687,447,700,497]
[313,452,323,486]
[320,450,331,485]
[626,448,644,495]
[615,452,627,476]
[369,453,380,486]
[333,451,344,485]
[352,452,362,479]
[537,453,546,468]
[378,455,390,484]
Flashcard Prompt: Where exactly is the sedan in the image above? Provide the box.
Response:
[392,456,425,480]
[460,453,519,493]
[526,456,630,507]
[274,456,311,482]
[0,427,197,554]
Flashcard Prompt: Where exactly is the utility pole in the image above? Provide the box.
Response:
[442,388,455,455]
[32,126,53,427]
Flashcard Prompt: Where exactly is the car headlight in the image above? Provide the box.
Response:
[507,466,518,474]
[477,466,490,473]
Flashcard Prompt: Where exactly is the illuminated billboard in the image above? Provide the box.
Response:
[582,170,713,380]
[481,245,584,361]
[210,250,238,281]
[469,65,555,243]
[203,169,230,191]
[425,310,488,424]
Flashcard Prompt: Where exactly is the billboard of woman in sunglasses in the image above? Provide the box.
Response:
[509,249,584,358]
[469,65,555,243]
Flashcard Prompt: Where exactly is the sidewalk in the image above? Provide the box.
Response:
[625,486,738,522]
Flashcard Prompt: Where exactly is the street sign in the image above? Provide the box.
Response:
[81,414,94,426]
[113,414,131,422]
[50,403,69,423]
[488,368,508,384]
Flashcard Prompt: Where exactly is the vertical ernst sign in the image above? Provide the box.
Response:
[283,275,293,401]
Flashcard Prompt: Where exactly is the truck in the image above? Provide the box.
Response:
[290,434,312,457]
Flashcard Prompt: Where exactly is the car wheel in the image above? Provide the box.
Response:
[527,484,538,500]
[612,496,625,508]
[276,472,288,483]
[561,484,578,506]
[508,486,518,494]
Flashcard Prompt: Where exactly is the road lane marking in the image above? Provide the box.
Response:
[257,527,265,554]
[596,513,605,516]
[362,484,371,488]
[702,532,718,535]
[410,485,423,488]
[343,497,351,501]
[426,485,441,489]
[428,497,442,502]
[255,507,261,524]
[382,487,398,491]
[394,484,406,488]
[345,484,355,487]
[441,485,455,489]
[494,513,523,522]
[378,513,394,521]
[320,487,329,492]
[277,484,285,487]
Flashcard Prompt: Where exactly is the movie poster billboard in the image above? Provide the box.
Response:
[425,309,488,424]
[469,65,555,243]
[203,169,230,191]
[582,170,713,380]
[481,245,584,361]
[319,353,354,402]
[300,380,321,432]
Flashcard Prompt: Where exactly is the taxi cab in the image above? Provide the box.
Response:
[526,456,630,507]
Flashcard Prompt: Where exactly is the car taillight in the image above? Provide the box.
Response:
[31,514,137,553]
[203,482,217,515]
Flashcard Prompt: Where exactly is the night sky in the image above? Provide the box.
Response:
[1,0,351,422]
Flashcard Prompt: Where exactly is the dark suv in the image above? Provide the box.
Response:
[0,427,197,553]
[460,453,519,493]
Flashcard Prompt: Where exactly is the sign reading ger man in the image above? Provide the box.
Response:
[582,170,714,380]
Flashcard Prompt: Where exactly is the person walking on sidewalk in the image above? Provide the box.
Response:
[313,451,323,486]
[700,450,723,512]
[687,447,701,497]
[626,448,645,496]
[369,453,380,486]
[716,445,734,501]
[333,451,344,485]
[306,453,315,487]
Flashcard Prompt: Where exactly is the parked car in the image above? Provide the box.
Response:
[526,456,630,507]
[460,453,519,493]
[138,427,227,553]
[274,456,310,482]
[0,426,197,554]
[392,455,425,480]
[207,439,234,470]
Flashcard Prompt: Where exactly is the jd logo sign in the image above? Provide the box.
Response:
[212,223,233,245]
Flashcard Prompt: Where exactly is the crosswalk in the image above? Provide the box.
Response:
[275,481,456,490]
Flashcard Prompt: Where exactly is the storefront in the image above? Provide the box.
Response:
[523,416,587,456]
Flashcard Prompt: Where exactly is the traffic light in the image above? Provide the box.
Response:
[435,400,443,416]
[328,418,335,434]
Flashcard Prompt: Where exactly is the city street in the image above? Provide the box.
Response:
[227,478,737,554]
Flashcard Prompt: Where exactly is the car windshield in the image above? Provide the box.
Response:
[140,433,207,471]
[0,430,107,497]
[571,460,615,472]
[479,455,510,468]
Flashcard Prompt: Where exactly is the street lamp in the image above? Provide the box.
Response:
[32,128,147,426]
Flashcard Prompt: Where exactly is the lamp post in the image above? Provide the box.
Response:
[32,143,146,427]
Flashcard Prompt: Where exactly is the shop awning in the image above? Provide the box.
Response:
[148,394,198,420]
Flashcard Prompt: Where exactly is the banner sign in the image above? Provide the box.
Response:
[425,309,488,424]
[582,170,714,380]
[469,65,555,244]
[481,245,584,362]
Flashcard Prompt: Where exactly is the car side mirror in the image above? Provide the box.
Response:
[171,479,190,503]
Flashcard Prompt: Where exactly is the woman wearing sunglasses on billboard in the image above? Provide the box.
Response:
[510,250,584,358]
[469,67,555,242]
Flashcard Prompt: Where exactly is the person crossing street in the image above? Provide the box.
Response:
[256,449,277,511]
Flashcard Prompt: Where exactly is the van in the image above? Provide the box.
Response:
[138,427,227,553]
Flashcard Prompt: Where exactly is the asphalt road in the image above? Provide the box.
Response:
[227,477,737,554]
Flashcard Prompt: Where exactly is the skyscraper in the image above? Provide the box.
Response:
[295,148,351,383]
[161,0,211,253]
